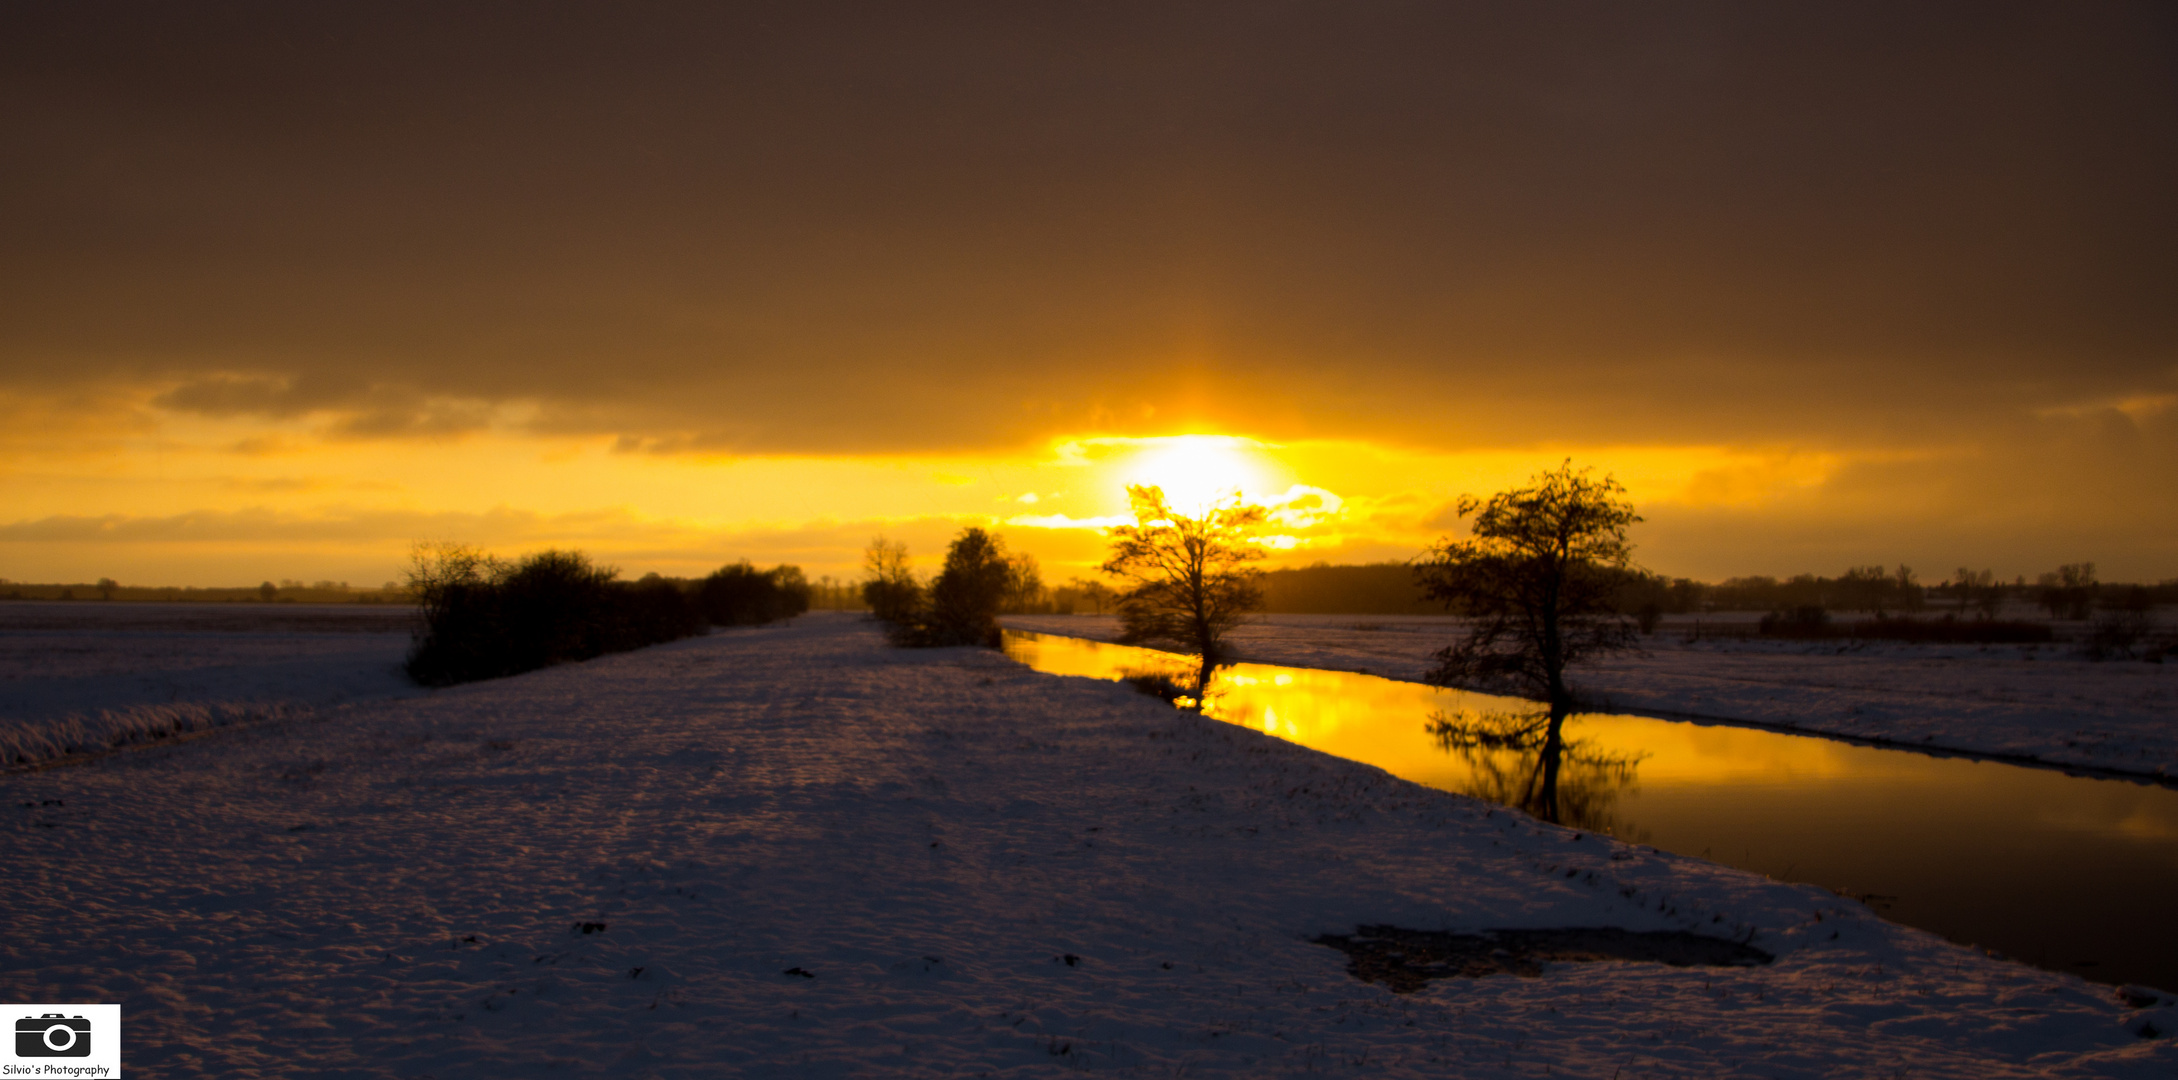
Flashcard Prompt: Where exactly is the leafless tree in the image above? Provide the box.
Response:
[1413,461,1641,715]
[1101,485,1267,686]
[1002,553,1045,613]
[860,535,921,625]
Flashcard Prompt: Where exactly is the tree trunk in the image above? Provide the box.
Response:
[1535,705,1569,824]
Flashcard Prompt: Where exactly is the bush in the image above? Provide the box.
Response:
[627,574,708,641]
[1757,610,2053,644]
[1758,606,1831,635]
[889,527,1012,647]
[2085,610,2154,660]
[405,546,706,686]
[1850,618,2052,644]
[697,562,811,626]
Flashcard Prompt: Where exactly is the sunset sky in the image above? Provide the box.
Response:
[4,2,2174,587]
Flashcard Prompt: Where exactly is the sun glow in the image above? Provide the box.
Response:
[1117,435,1276,512]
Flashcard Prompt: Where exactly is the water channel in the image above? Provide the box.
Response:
[1000,628,2178,992]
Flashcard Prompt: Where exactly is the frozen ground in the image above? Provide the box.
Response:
[0,602,419,767]
[2,611,2171,1077]
[1006,614,2178,780]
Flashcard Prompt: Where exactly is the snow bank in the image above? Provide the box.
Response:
[1008,614,2178,779]
[1,602,419,767]
[1,612,2169,1076]
[0,699,315,766]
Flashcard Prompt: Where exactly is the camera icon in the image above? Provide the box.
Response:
[15,1013,91,1057]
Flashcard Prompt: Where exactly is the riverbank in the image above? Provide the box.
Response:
[1005,614,2178,780]
[2,611,2169,1075]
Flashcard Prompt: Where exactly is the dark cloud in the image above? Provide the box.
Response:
[2,1,2174,454]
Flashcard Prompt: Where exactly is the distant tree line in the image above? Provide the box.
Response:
[806,575,870,611]
[1628,565,1929,621]
[0,579,412,604]
[1068,562,2173,620]
[402,544,810,686]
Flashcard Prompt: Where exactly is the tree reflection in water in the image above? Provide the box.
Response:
[1119,655,1224,713]
[1427,706,1647,835]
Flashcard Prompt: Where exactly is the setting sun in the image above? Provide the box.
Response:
[1116,435,1277,512]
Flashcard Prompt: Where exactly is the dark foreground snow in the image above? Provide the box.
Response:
[1,612,2170,1077]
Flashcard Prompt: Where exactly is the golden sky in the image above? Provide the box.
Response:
[3,4,2175,586]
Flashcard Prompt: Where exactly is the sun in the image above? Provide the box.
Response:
[1118,435,1274,512]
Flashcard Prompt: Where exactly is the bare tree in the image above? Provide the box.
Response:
[860,535,921,624]
[1002,552,1045,613]
[1413,461,1640,715]
[1952,568,2002,619]
[1101,485,1267,684]
[2037,563,2098,620]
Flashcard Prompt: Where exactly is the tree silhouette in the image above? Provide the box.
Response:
[925,527,1013,645]
[1413,461,1640,715]
[883,526,1016,647]
[2037,563,2098,620]
[860,535,922,625]
[1001,553,1045,613]
[1101,485,1267,692]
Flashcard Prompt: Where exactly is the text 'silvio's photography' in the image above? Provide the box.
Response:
[3,4,2175,1077]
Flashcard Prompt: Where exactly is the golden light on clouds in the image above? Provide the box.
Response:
[0,388,1911,586]
[2,381,2173,586]
[2,6,2174,587]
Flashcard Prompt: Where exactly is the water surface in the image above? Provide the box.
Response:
[1002,629,2178,992]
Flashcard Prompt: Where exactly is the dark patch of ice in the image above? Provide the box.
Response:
[1315,924,1773,994]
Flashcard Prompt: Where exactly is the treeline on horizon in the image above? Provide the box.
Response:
[1243,561,2178,620]
[0,578,411,604]
[8,562,2176,618]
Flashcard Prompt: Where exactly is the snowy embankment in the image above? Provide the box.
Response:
[0,602,418,767]
[2,611,2170,1077]
[1006,614,2178,779]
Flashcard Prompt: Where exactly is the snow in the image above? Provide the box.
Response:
[2,609,2172,1076]
[0,602,419,768]
[1006,614,2178,780]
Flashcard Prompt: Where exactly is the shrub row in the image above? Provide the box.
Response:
[697,562,812,626]
[405,547,811,686]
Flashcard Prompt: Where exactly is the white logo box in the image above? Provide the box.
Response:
[0,1004,121,1077]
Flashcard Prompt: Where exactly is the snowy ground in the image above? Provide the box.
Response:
[2,610,2171,1077]
[0,601,419,767]
[1005,614,2178,780]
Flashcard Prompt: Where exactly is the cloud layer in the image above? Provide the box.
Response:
[1,3,2172,583]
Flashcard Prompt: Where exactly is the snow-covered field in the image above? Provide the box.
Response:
[1005,614,2178,780]
[2,610,2171,1076]
[0,602,418,767]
